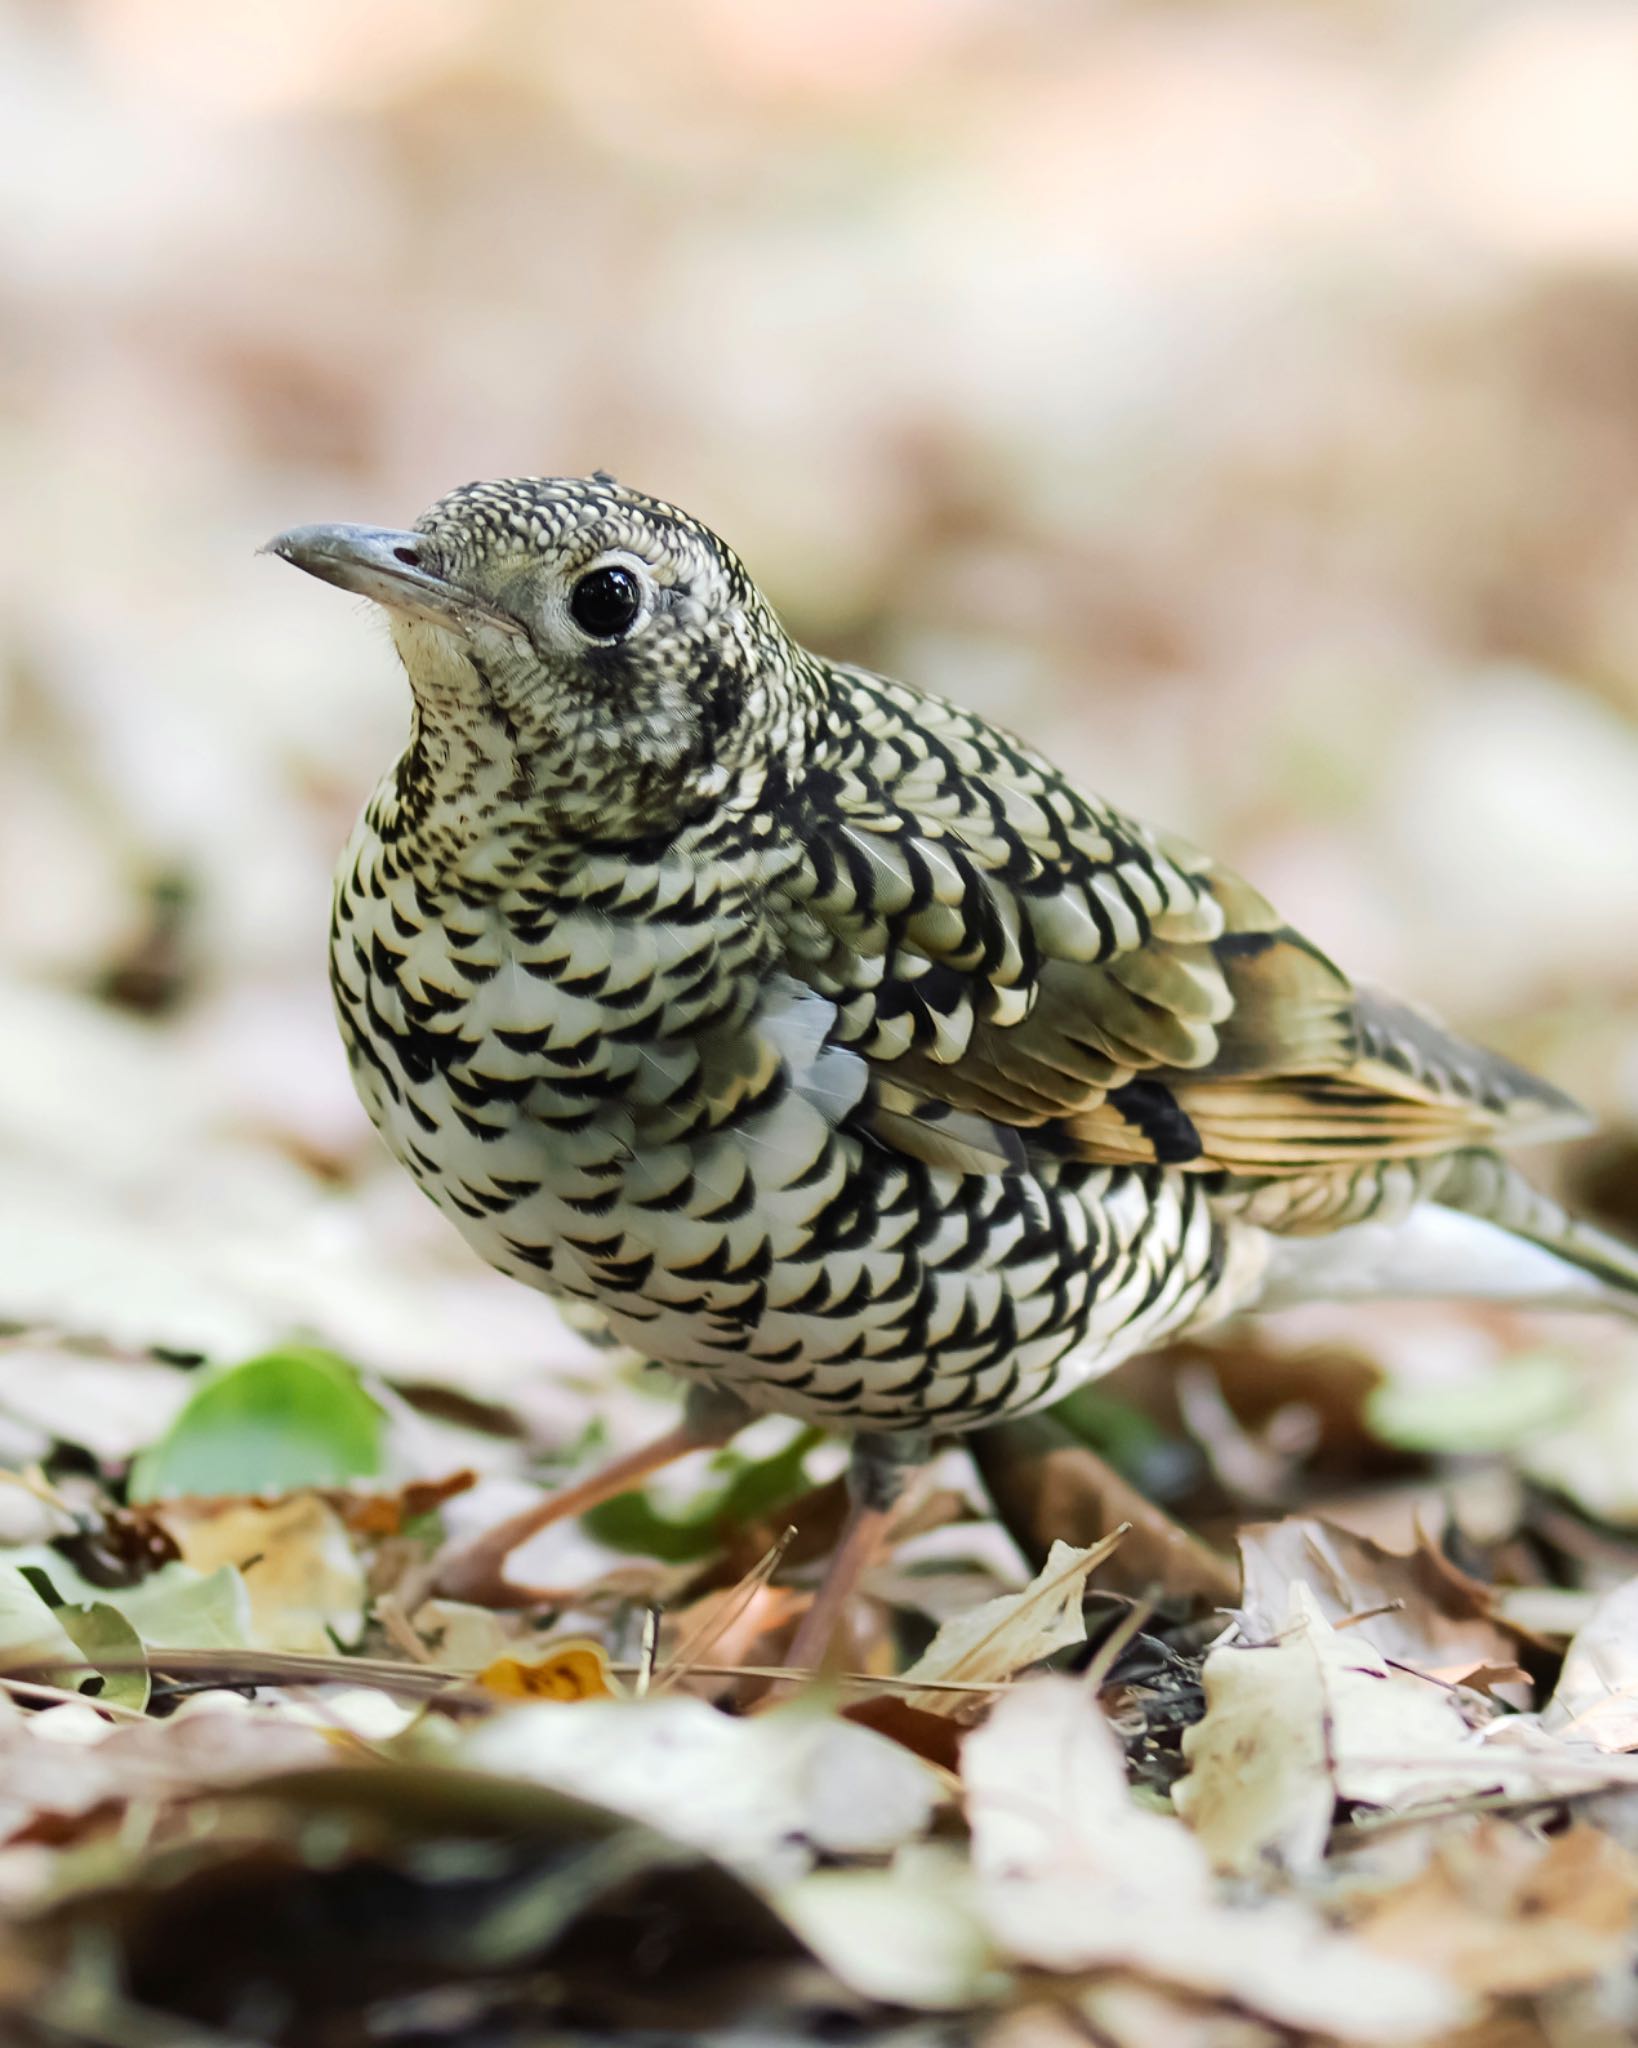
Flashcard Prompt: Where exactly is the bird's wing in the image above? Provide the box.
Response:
[774,674,1587,1175]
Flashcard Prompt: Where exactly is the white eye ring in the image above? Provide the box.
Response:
[559,552,654,644]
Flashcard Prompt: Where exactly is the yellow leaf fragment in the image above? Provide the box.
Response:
[477,1639,618,1702]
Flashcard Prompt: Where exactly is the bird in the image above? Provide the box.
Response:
[268,474,1638,1659]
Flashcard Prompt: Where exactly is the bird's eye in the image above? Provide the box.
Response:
[568,564,644,641]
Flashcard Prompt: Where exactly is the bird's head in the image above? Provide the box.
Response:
[267,475,806,836]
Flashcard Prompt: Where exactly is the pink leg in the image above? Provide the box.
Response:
[779,1430,929,1680]
[780,1495,896,1676]
[435,1387,750,1607]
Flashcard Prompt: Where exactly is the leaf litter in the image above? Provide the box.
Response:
[1,1334,1638,2046]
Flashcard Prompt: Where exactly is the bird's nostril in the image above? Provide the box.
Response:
[392,545,422,567]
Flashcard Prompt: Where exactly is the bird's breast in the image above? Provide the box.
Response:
[328,813,868,1274]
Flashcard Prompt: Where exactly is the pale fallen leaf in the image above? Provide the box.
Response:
[275,1685,421,1743]
[1540,1575,1638,1753]
[1473,1714,1638,1796]
[0,1344,190,1462]
[0,1690,336,1847]
[1077,1976,1284,2048]
[963,1676,1468,2040]
[1493,1585,1602,1640]
[1179,1584,1638,1875]
[157,1494,364,1654]
[776,1848,995,2009]
[897,1533,1122,1715]
[458,1694,943,1887]
[1523,1371,1638,1526]
[1177,1582,1491,1873]
[409,1597,516,1670]
[1354,1820,1638,1994]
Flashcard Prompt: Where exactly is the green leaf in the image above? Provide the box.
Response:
[57,1600,150,1711]
[1046,1384,1190,1490]
[583,1428,821,1563]
[0,1567,88,1679]
[105,1562,251,1651]
[0,1566,150,1707]
[128,1346,384,1500]
[1366,1350,1578,1456]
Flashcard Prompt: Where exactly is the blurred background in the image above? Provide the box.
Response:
[2,0,1636,1512]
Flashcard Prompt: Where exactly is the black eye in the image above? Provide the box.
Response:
[568,564,643,640]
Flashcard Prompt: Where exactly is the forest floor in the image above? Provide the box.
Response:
[5,1273,1638,2047]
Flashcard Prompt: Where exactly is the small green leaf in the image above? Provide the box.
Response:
[0,1567,88,1679]
[57,1601,150,1711]
[0,1567,150,1707]
[2,1549,252,1654]
[128,1346,384,1500]
[1047,1384,1193,1491]
[583,1429,821,1563]
[107,1562,251,1651]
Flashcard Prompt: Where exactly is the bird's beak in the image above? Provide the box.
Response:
[263,523,505,632]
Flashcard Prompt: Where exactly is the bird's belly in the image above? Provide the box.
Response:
[333,886,1231,1431]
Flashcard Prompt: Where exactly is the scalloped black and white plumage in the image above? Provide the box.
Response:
[270,475,1638,1454]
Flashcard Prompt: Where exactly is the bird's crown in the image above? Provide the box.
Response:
[270,474,813,840]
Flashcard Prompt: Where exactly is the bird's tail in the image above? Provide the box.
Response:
[1253,1154,1638,1321]
[1434,1152,1638,1313]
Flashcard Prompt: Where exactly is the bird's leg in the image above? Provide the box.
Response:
[780,1430,931,1678]
[434,1383,754,1607]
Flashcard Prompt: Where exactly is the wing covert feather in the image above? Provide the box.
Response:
[774,671,1585,1177]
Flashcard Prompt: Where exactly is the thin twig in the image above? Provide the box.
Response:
[635,1606,661,1698]
[6,1643,1013,1704]
[1334,1600,1408,1632]
[653,1524,797,1695]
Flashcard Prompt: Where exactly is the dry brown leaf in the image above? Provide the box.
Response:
[158,1494,364,1654]
[661,1582,809,1700]
[337,1470,477,1539]
[1238,1516,1526,1692]
[1354,1821,1638,1995]
[895,1534,1122,1716]
[841,1694,966,1773]
[971,1414,1238,1604]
